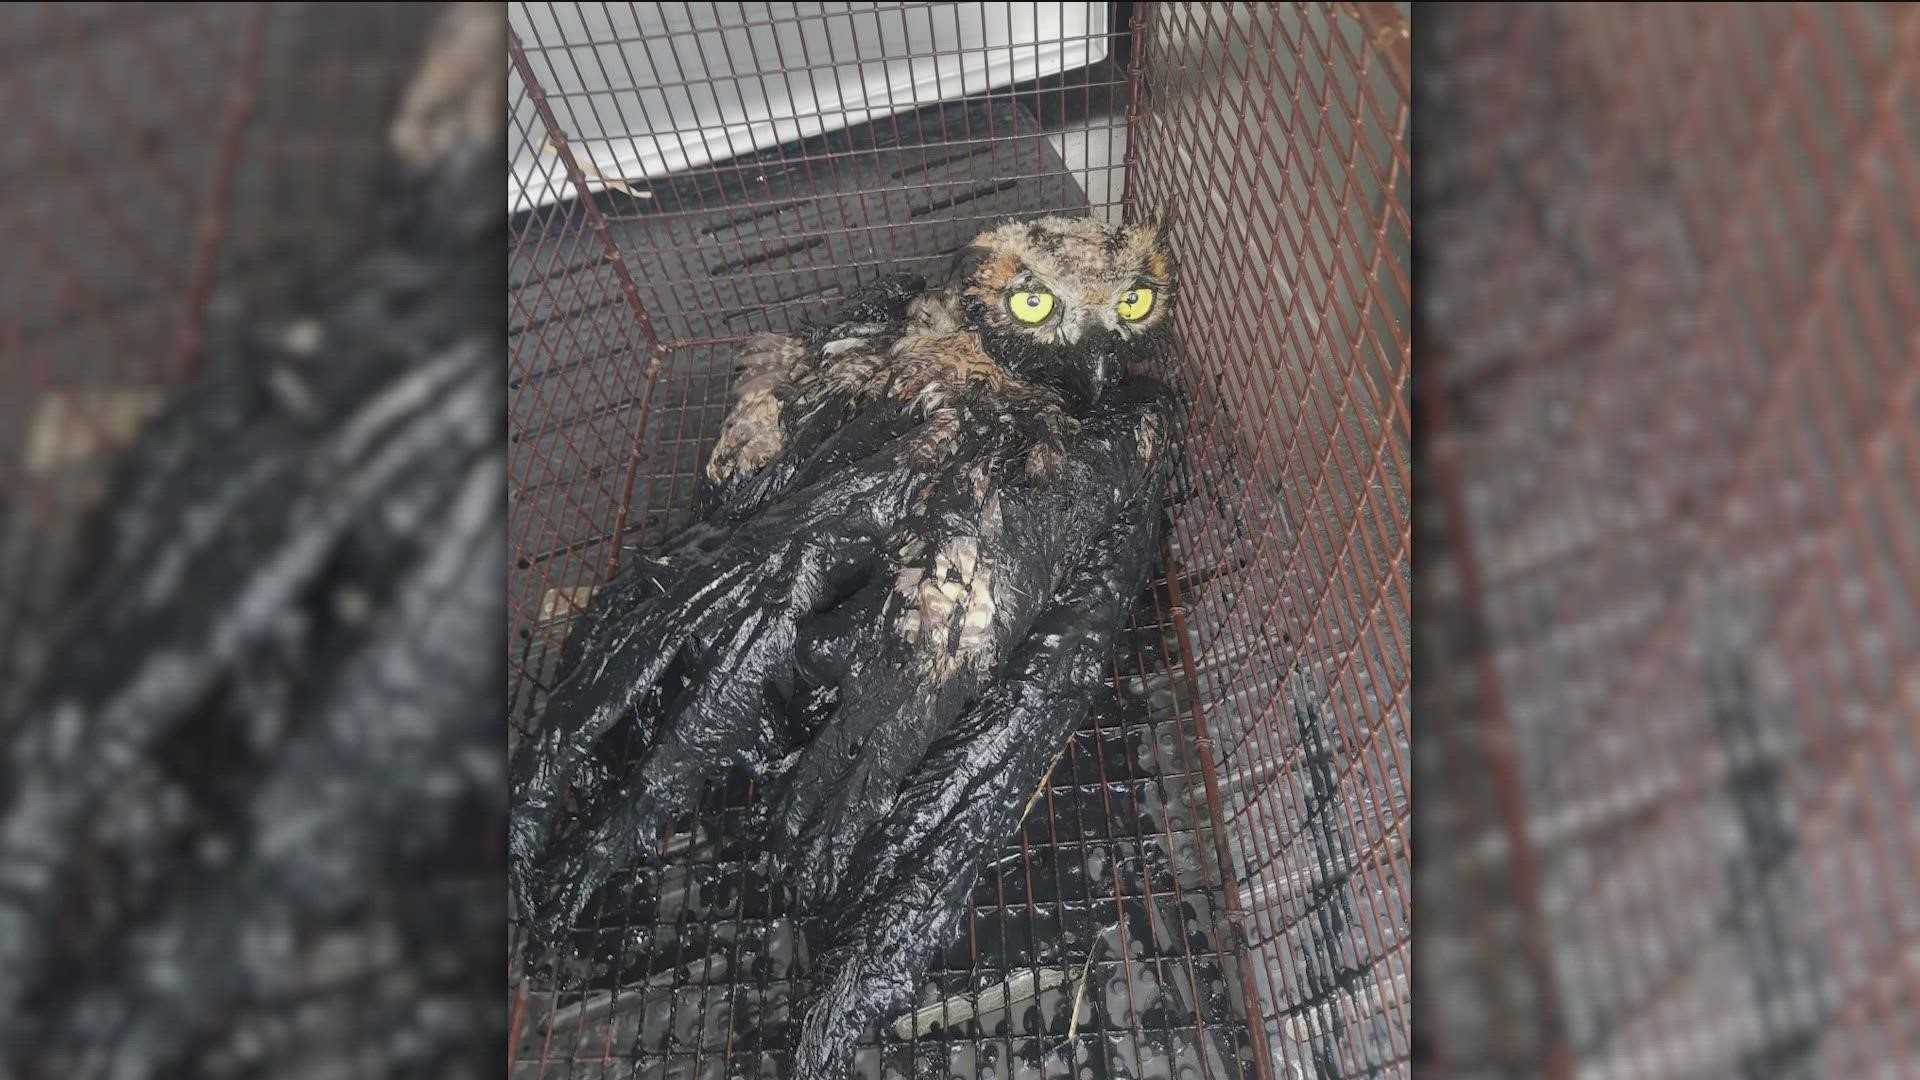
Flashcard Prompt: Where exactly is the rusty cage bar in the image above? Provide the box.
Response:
[508,3,1410,1079]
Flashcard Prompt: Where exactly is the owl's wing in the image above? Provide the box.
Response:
[511,374,1172,954]
[509,398,931,938]
[543,274,932,720]
[766,377,1174,906]
[792,416,1168,1080]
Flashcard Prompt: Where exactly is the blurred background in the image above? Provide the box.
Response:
[0,4,501,1078]
[0,3,440,698]
[1416,3,1920,1077]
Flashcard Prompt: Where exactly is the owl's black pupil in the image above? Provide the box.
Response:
[1126,291,1138,303]
[1025,295,1040,307]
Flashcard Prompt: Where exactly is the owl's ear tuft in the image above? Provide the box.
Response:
[943,242,996,288]
[1135,200,1177,249]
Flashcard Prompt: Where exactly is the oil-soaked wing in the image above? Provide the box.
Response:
[515,377,1170,945]
[543,274,933,701]
[771,377,1176,908]
[509,402,931,936]
[790,398,1170,1079]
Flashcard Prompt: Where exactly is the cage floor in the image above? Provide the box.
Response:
[509,95,1259,1080]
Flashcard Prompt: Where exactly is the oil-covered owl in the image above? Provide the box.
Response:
[510,213,1180,1078]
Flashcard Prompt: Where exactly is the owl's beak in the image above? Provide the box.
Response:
[1065,340,1120,409]
[1038,313,1118,409]
[1085,354,1110,402]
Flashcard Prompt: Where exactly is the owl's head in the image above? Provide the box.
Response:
[953,214,1178,410]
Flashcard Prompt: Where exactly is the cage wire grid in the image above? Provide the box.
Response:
[1419,3,1920,1078]
[506,3,1410,1080]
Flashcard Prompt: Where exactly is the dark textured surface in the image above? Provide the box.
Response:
[5,237,503,1077]
[0,6,501,1076]
[1,2,441,709]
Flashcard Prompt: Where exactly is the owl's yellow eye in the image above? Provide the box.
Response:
[1116,287,1156,321]
[1007,290,1055,324]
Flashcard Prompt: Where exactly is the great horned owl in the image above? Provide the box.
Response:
[510,214,1179,1077]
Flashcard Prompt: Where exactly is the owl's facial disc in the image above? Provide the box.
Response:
[960,215,1179,408]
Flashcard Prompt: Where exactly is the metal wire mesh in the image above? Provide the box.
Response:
[507,3,1410,1079]
[1128,3,1411,1076]
[1418,3,1920,1076]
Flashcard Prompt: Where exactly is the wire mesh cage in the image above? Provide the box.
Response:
[508,3,1410,1079]
[1418,3,1920,1077]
